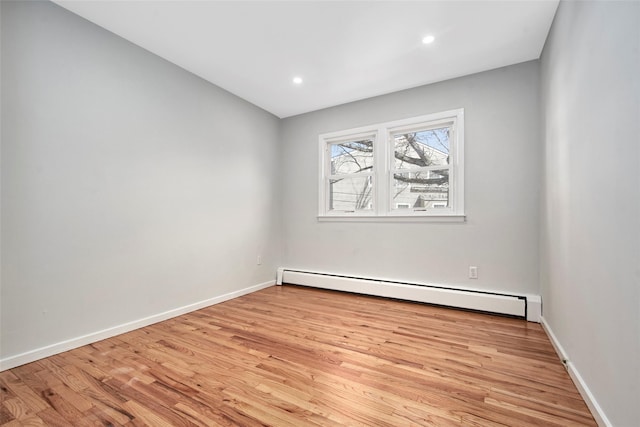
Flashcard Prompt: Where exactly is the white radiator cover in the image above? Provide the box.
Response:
[277,268,541,322]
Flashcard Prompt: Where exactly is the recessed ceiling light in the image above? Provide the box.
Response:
[422,35,435,45]
[292,76,303,85]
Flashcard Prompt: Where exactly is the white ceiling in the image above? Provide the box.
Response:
[53,0,559,118]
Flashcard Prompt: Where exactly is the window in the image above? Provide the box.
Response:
[319,109,464,220]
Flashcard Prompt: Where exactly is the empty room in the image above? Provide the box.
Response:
[1,0,638,426]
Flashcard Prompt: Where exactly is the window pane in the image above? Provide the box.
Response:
[330,139,374,175]
[329,176,373,211]
[392,170,449,209]
[393,128,449,169]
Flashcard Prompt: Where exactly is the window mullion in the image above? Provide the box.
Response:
[376,126,387,216]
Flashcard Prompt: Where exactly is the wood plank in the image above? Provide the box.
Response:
[0,372,50,413]
[0,285,596,426]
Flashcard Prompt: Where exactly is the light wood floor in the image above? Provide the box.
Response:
[1,285,596,426]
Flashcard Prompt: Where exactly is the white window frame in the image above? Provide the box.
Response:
[318,109,465,222]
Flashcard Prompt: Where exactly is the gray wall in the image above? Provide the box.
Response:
[1,1,281,359]
[281,61,541,295]
[540,1,640,425]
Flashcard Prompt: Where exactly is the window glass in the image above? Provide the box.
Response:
[393,128,449,169]
[329,177,373,211]
[391,170,449,210]
[330,139,374,175]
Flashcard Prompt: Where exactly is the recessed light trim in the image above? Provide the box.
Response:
[422,35,435,45]
[292,76,303,85]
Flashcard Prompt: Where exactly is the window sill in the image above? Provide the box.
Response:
[317,214,466,223]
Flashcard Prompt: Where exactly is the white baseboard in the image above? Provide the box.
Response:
[540,316,611,427]
[0,280,275,371]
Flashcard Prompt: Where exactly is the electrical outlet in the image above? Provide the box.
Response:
[469,266,478,279]
[257,255,262,265]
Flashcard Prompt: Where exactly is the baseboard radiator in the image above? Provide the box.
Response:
[277,268,540,322]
